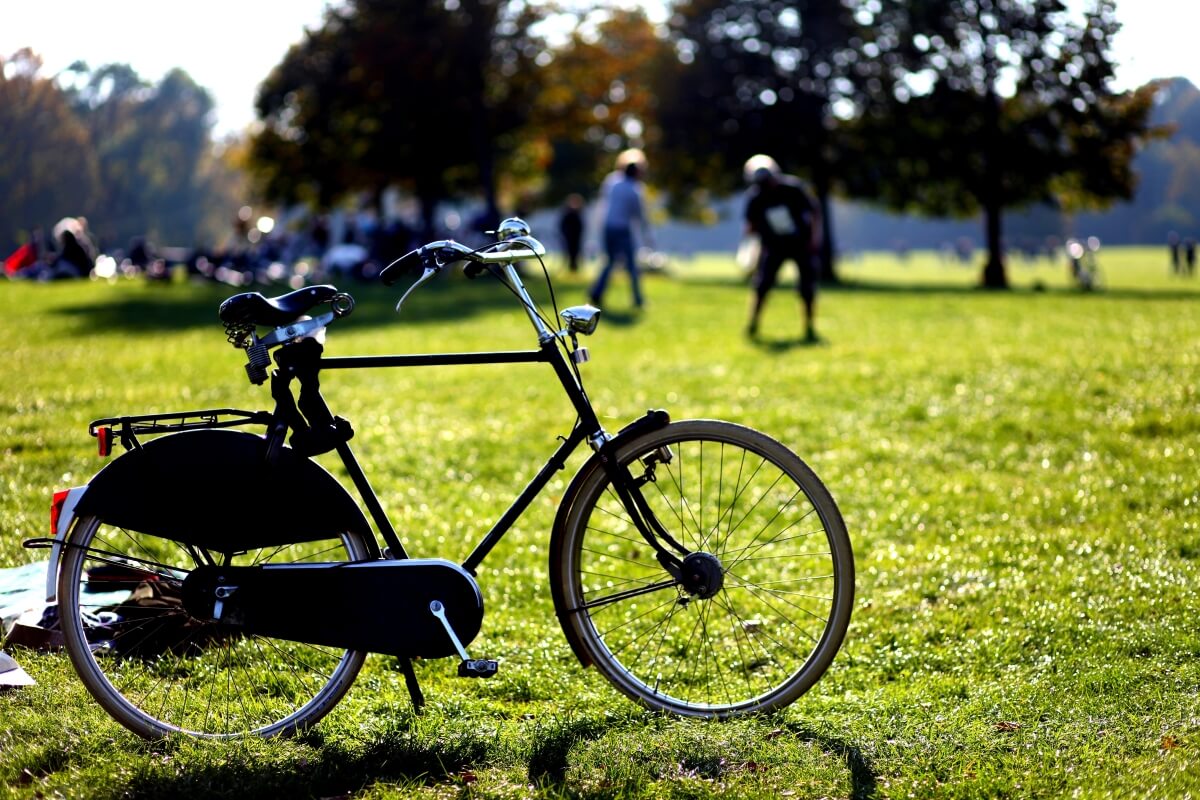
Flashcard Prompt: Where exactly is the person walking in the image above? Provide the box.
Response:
[741,154,823,342]
[558,194,585,273]
[589,159,653,309]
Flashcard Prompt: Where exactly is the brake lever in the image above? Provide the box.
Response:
[395,266,439,314]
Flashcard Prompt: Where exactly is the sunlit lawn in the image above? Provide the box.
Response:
[0,246,1197,798]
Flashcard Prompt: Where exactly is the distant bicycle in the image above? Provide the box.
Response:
[32,219,855,739]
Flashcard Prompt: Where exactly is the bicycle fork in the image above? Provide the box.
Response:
[604,444,728,601]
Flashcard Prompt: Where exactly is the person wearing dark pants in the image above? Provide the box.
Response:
[590,160,652,309]
[558,194,585,273]
[742,154,823,342]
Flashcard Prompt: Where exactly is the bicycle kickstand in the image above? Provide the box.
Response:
[429,601,499,678]
[397,657,425,714]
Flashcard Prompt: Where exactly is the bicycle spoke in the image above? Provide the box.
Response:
[718,524,821,560]
[580,579,680,612]
[580,569,663,588]
[607,596,686,660]
[585,523,652,549]
[723,485,811,571]
[701,442,725,552]
[581,545,657,569]
[725,580,824,646]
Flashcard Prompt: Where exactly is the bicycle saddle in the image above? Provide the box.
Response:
[219,285,340,328]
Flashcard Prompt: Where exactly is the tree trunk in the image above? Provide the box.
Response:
[814,184,840,285]
[978,9,1008,290]
[809,100,840,285]
[980,199,1008,289]
[465,0,500,231]
[471,94,500,230]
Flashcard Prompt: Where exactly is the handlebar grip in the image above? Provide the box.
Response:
[380,249,424,286]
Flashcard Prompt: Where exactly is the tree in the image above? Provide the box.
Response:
[654,0,864,281]
[530,9,669,205]
[848,0,1162,287]
[0,50,99,254]
[65,63,225,248]
[1,51,238,254]
[250,0,545,235]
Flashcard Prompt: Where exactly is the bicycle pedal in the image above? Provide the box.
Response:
[457,659,498,678]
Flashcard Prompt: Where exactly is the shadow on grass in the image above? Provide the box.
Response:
[103,711,880,799]
[751,334,828,353]
[52,277,551,335]
[832,279,1200,302]
[526,715,613,785]
[118,720,491,799]
[524,714,879,799]
[595,307,645,327]
[681,273,1200,301]
[785,724,880,800]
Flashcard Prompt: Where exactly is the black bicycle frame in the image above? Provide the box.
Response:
[315,338,606,574]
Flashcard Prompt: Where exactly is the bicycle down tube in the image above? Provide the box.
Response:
[317,337,608,572]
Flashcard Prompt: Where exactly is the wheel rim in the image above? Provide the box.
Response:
[60,517,367,738]
[567,425,850,714]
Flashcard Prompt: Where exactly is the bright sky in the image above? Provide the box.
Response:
[0,0,335,137]
[0,0,1192,137]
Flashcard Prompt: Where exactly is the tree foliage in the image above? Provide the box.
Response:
[66,64,233,248]
[0,50,99,251]
[846,0,1164,287]
[0,50,240,255]
[249,0,546,233]
[530,9,668,205]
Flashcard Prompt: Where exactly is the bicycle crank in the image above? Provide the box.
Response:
[429,600,498,678]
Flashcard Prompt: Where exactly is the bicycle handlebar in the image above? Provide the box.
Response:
[380,236,546,286]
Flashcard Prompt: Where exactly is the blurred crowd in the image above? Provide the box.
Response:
[2,206,452,290]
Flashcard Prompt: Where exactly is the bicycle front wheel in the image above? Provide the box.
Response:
[557,420,854,717]
[57,515,372,739]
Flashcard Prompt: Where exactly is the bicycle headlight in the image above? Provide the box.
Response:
[561,305,601,336]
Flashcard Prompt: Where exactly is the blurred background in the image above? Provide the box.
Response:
[1,0,1195,289]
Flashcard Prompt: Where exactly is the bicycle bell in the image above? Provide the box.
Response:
[496,217,531,241]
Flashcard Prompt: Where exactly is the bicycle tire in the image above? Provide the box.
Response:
[556,420,853,717]
[57,515,371,739]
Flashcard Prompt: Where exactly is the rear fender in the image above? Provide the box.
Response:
[73,428,376,555]
[44,485,88,602]
[549,409,670,667]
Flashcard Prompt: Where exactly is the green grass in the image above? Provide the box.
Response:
[1,246,1198,798]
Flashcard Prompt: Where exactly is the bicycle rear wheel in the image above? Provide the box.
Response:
[57,515,371,739]
[557,420,853,717]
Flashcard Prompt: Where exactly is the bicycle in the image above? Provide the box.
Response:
[29,218,854,739]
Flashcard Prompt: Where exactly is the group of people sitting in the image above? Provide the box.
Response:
[4,218,101,281]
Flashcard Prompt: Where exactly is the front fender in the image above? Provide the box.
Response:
[73,428,375,554]
[549,409,670,667]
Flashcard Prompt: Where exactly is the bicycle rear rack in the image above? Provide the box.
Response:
[89,409,273,454]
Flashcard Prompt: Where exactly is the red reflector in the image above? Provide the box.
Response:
[97,427,113,457]
[51,489,70,535]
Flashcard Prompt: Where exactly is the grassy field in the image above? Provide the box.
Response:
[0,246,1197,798]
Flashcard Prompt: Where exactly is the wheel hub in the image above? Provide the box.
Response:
[680,552,724,599]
